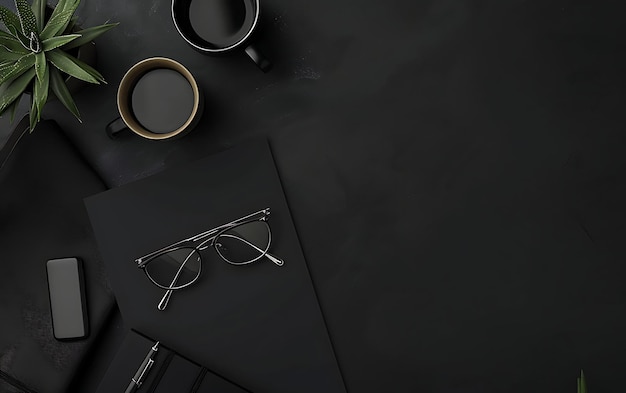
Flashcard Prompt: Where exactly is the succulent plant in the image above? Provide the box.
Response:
[0,0,117,130]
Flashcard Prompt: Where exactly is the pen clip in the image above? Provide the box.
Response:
[134,358,154,387]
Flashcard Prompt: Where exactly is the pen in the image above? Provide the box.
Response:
[124,341,159,393]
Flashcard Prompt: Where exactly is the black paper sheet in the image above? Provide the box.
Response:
[85,139,346,393]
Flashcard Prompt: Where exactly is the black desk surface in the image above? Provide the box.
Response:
[3,0,626,392]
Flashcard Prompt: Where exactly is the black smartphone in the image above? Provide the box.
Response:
[46,257,89,340]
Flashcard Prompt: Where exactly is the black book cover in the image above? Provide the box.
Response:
[84,140,346,393]
[0,120,114,393]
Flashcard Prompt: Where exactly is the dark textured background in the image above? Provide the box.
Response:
[2,0,626,392]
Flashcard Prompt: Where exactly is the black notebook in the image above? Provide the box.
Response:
[84,140,346,393]
[95,329,250,393]
[0,119,114,393]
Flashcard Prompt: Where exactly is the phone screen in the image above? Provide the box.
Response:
[46,258,89,340]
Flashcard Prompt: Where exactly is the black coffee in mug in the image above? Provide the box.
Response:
[107,57,203,140]
[172,0,271,71]
[189,0,254,47]
[130,69,195,134]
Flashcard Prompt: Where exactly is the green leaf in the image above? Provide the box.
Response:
[42,33,80,51]
[28,92,37,130]
[0,6,22,36]
[64,15,78,35]
[0,30,30,54]
[0,67,34,114]
[61,0,80,33]
[33,59,49,121]
[31,0,45,32]
[49,66,80,120]
[577,370,587,393]
[57,0,81,14]
[0,52,35,85]
[43,0,68,25]
[0,44,25,61]
[62,23,119,50]
[34,50,45,82]
[0,29,16,39]
[65,0,82,14]
[39,10,74,40]
[40,0,80,39]
[47,48,99,84]
[0,6,32,51]
[6,24,30,50]
[62,48,105,83]
[0,33,29,54]
[15,0,38,37]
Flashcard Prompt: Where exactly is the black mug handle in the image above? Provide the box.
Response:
[106,117,129,139]
[244,44,271,72]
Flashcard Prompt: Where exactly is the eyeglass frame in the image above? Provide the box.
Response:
[135,207,284,310]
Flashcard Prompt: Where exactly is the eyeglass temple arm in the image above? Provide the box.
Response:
[137,208,270,266]
[158,290,173,311]
[158,250,199,311]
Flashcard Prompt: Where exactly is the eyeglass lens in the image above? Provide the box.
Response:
[216,221,270,264]
[145,247,201,290]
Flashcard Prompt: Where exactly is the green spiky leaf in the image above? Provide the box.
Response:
[64,15,78,35]
[577,370,587,393]
[32,62,48,125]
[0,52,35,85]
[39,10,74,40]
[60,0,81,33]
[47,49,100,84]
[0,6,22,36]
[55,0,79,14]
[6,24,30,50]
[40,0,80,39]
[31,0,45,32]
[0,32,29,54]
[42,33,80,51]
[49,66,80,120]
[43,0,68,25]
[34,50,45,82]
[1,0,116,129]
[0,6,32,51]
[62,23,119,50]
[0,67,34,114]
[0,28,17,40]
[28,92,37,130]
[61,48,105,83]
[15,0,38,37]
[0,44,25,62]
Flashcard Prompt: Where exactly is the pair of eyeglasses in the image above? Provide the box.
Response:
[135,208,284,310]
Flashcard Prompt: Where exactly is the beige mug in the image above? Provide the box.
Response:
[106,57,203,140]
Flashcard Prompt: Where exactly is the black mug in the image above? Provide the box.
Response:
[171,0,271,72]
